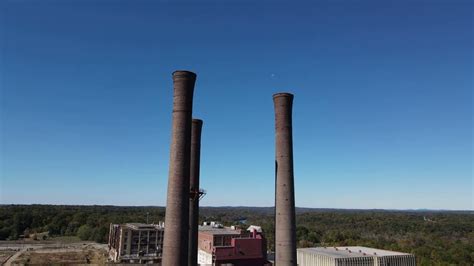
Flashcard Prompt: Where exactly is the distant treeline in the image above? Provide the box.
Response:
[1,205,472,265]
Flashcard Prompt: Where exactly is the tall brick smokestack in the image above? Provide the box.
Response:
[188,119,203,266]
[162,70,196,266]
[273,92,297,266]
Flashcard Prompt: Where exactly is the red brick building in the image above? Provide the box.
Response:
[197,222,269,266]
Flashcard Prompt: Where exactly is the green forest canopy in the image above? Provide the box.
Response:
[1,205,472,265]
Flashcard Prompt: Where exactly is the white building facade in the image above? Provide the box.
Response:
[297,246,416,266]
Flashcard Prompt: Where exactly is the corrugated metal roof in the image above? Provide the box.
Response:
[298,246,413,258]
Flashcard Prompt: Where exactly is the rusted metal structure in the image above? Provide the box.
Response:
[188,118,203,266]
[273,92,297,266]
[162,70,196,266]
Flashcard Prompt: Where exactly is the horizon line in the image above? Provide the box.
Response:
[0,203,472,212]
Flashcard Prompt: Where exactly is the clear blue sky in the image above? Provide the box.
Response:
[0,0,472,210]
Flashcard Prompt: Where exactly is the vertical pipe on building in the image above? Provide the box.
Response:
[273,92,297,266]
[188,119,203,266]
[162,70,196,266]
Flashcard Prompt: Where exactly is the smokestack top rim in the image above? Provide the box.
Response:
[273,92,294,99]
[192,118,203,125]
[172,70,197,79]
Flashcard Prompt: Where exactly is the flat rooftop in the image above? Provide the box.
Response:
[298,246,413,258]
[124,223,163,230]
[198,225,241,236]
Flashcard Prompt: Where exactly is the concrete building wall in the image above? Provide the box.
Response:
[198,249,213,265]
[297,249,337,266]
[108,224,164,263]
[125,230,131,256]
[335,257,374,266]
[297,248,416,266]
[375,255,416,266]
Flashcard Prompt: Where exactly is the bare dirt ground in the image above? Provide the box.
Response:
[0,240,108,265]
[0,250,16,264]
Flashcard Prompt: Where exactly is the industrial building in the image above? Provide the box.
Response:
[108,223,164,263]
[197,222,270,266]
[297,246,416,266]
